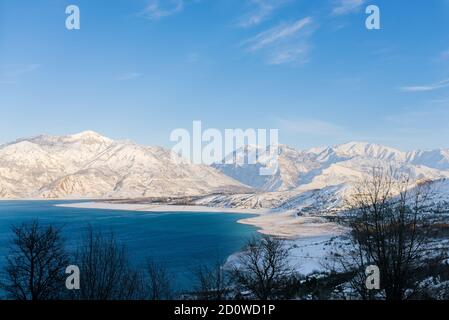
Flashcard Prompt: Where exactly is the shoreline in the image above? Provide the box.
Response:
[0,198,99,202]
[55,202,268,215]
[238,210,347,239]
[2,200,346,276]
[56,201,346,239]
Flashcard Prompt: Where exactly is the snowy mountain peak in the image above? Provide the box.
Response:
[65,130,113,143]
[407,149,449,170]
[0,132,248,199]
[332,141,406,161]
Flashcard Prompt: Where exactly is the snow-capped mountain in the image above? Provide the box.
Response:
[214,141,449,193]
[213,145,320,192]
[1,133,449,211]
[0,131,249,199]
[207,141,449,213]
[331,141,407,162]
[407,149,449,170]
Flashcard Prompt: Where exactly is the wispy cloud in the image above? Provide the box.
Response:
[116,72,143,81]
[242,17,314,65]
[331,0,366,16]
[237,0,290,28]
[400,78,449,92]
[244,17,313,50]
[268,46,310,65]
[141,0,184,20]
[0,64,41,84]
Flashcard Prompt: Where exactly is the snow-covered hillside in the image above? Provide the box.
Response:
[213,141,449,193]
[208,142,449,212]
[213,145,320,192]
[0,131,249,199]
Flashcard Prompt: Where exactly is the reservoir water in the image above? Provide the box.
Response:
[0,201,257,292]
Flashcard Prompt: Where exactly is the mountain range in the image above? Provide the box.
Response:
[0,131,248,199]
[1,131,449,212]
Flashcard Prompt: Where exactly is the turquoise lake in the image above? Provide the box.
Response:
[0,201,257,291]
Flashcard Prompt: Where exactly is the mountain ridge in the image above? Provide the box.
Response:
[213,140,449,193]
[1,131,449,205]
[0,131,250,199]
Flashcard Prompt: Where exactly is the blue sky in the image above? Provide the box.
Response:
[1,0,449,150]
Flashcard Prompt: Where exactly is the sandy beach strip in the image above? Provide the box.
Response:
[238,211,347,239]
[55,201,268,215]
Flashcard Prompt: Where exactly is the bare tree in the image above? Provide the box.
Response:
[230,235,299,300]
[194,261,230,300]
[0,220,68,300]
[334,167,439,300]
[72,227,144,300]
[145,259,175,300]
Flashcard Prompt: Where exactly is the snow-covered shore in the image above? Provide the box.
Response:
[56,201,267,214]
[238,210,346,239]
